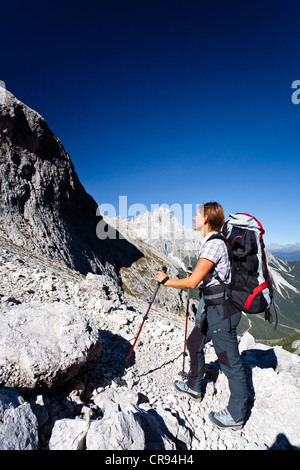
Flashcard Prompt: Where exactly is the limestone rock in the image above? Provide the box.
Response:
[49,418,90,450]
[86,410,145,450]
[0,301,102,391]
[0,389,38,450]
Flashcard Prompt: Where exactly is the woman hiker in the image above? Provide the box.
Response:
[156,202,248,430]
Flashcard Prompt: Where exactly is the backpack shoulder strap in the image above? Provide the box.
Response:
[207,232,226,241]
[205,233,232,285]
[204,232,233,332]
[207,232,232,259]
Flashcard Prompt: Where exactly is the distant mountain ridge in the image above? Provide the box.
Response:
[267,243,300,261]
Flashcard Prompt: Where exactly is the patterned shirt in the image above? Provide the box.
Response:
[198,231,231,288]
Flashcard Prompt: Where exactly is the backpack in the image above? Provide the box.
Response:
[210,213,277,328]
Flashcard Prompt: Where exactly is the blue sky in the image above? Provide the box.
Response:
[1,0,300,244]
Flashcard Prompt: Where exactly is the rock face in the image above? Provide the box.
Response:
[0,88,142,277]
[0,389,38,450]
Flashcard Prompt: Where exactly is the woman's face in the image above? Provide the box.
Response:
[193,208,205,234]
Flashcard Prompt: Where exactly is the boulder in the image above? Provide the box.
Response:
[0,301,102,391]
[49,418,90,450]
[0,389,38,450]
[86,410,145,450]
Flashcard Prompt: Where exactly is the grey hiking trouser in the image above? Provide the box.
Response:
[186,304,248,422]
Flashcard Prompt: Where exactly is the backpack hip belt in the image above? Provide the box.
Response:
[200,285,228,306]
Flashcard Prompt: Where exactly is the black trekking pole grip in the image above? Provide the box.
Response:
[150,265,168,301]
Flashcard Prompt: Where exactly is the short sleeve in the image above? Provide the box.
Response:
[199,239,224,265]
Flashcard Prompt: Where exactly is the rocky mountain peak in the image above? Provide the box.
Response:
[122,208,202,270]
[0,89,142,277]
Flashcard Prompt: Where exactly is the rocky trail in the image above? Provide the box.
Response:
[1,236,300,451]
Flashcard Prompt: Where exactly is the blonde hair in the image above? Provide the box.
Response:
[197,202,225,232]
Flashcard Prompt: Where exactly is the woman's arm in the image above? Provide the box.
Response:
[156,258,214,289]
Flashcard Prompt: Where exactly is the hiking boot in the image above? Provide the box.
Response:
[174,380,202,401]
[208,407,244,430]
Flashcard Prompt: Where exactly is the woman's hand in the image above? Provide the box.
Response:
[156,258,214,290]
[156,271,169,284]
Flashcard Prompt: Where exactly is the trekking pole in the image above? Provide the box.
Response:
[127,266,168,362]
[179,266,192,378]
